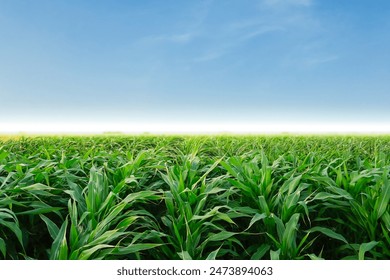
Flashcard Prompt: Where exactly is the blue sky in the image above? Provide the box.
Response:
[1,0,390,132]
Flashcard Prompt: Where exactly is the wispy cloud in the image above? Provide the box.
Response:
[137,32,195,45]
[193,49,228,62]
[194,20,285,62]
[282,51,339,69]
[305,55,339,66]
[189,0,214,29]
[135,1,214,46]
[262,0,313,8]
[168,33,194,43]
[240,25,285,40]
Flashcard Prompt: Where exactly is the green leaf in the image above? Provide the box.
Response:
[358,241,379,260]
[115,243,162,255]
[306,253,324,260]
[375,175,390,220]
[79,244,114,260]
[0,237,6,257]
[382,212,390,231]
[309,227,348,244]
[178,251,192,260]
[312,192,345,201]
[16,201,63,216]
[206,247,221,260]
[20,183,54,192]
[58,234,69,260]
[258,196,270,216]
[50,218,68,260]
[270,249,280,260]
[207,231,236,242]
[251,244,270,260]
[0,220,24,249]
[282,213,300,250]
[191,157,223,189]
[39,214,60,240]
[247,213,267,230]
[123,191,161,204]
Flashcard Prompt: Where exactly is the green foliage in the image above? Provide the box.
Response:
[0,135,389,259]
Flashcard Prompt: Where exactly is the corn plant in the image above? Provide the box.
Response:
[0,136,389,259]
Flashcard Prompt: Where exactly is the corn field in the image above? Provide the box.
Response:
[0,136,389,260]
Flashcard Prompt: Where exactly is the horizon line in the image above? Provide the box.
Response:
[1,121,390,135]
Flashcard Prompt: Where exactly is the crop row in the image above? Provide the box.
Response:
[0,136,389,259]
